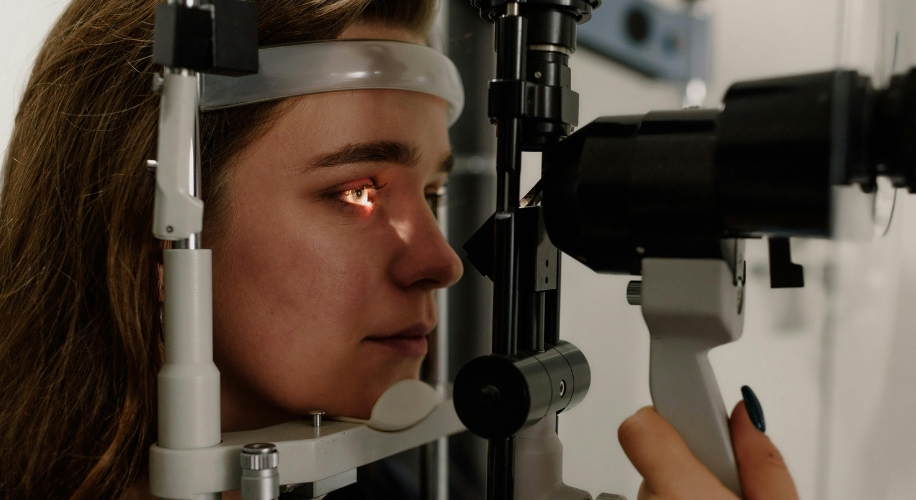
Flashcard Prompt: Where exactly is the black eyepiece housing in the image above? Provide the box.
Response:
[542,69,915,275]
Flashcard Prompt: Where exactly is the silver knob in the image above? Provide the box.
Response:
[626,280,642,306]
[240,443,280,500]
[597,494,628,500]
[145,159,158,172]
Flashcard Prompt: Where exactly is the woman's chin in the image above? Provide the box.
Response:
[324,372,424,420]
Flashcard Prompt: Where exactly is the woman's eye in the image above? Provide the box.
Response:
[326,180,385,214]
[425,186,446,214]
[425,191,442,214]
[342,186,373,206]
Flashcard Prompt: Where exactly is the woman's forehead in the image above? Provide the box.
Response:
[276,90,450,152]
[235,89,451,179]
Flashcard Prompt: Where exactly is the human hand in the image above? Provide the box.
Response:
[618,390,799,500]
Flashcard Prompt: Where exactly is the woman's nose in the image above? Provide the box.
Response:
[390,202,464,291]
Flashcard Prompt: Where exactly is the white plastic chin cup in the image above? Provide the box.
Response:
[335,379,439,431]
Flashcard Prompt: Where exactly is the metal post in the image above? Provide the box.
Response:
[488,5,527,499]
[422,189,452,500]
[153,2,219,499]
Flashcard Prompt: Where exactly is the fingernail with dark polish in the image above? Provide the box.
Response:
[741,385,766,433]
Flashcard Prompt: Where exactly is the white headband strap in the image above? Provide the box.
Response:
[200,39,465,126]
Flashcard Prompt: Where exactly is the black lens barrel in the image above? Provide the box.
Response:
[542,68,912,275]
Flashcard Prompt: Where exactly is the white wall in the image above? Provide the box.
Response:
[3,2,915,500]
[0,1,65,160]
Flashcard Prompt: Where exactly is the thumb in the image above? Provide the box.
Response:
[619,406,736,500]
[730,388,799,500]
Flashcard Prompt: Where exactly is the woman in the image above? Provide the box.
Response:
[0,0,797,498]
[0,0,459,498]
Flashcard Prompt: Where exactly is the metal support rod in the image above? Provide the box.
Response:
[518,291,546,353]
[489,6,526,500]
[493,14,525,213]
[488,214,516,498]
[166,67,203,251]
[422,190,452,500]
[154,4,214,499]
[535,292,546,352]
[491,212,517,355]
[487,436,515,500]
[544,254,561,347]
[491,4,526,356]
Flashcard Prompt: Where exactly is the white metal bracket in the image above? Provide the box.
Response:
[514,415,592,500]
[153,71,205,240]
[149,399,465,499]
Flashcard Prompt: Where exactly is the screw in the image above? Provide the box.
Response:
[309,410,325,428]
[151,73,164,95]
[559,380,566,397]
[534,71,542,79]
[166,226,173,233]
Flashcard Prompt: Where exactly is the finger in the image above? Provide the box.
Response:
[730,399,799,500]
[636,480,651,500]
[619,406,736,499]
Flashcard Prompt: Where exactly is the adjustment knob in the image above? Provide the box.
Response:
[240,443,280,500]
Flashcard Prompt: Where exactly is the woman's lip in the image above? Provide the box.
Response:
[364,336,428,356]
[365,323,432,340]
[364,324,432,356]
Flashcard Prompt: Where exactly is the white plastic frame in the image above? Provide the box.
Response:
[200,40,465,126]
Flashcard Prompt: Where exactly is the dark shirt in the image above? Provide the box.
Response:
[280,446,482,500]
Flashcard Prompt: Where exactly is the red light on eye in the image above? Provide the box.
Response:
[342,186,374,207]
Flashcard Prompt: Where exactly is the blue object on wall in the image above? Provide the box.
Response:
[577,0,711,82]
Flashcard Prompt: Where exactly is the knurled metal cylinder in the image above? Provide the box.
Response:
[627,280,642,306]
[454,340,590,440]
[240,443,279,500]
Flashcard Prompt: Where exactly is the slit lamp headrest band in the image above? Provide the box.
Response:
[200,40,465,126]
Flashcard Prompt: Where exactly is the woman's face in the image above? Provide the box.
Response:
[208,26,463,431]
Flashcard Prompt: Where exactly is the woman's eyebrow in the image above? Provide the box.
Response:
[307,140,421,170]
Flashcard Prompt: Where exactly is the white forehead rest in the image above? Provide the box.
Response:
[200,39,465,126]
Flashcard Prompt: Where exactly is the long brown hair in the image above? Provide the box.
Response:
[0,1,436,498]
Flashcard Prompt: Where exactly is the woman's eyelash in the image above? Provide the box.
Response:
[425,191,443,212]
[347,181,385,197]
[324,180,386,211]
[323,182,445,214]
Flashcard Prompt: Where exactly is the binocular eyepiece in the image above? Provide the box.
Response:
[542,68,916,275]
